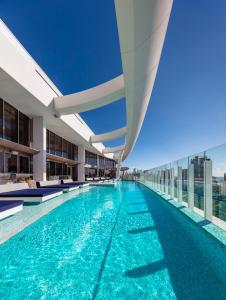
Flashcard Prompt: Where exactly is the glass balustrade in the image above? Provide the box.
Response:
[139,142,226,226]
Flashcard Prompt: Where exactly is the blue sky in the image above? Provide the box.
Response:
[1,0,226,169]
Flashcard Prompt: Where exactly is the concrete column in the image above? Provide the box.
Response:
[170,168,174,199]
[78,145,85,181]
[177,166,182,203]
[188,163,194,209]
[204,160,212,221]
[33,116,46,181]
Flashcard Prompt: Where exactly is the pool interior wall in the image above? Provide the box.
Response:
[1,182,226,299]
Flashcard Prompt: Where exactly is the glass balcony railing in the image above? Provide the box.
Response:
[139,142,226,226]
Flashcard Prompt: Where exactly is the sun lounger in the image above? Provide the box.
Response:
[37,180,79,192]
[0,200,23,220]
[61,179,89,187]
[0,188,63,203]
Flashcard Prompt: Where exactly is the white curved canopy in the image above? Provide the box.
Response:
[53,0,173,162]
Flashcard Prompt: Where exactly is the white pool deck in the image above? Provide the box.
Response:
[0,186,91,244]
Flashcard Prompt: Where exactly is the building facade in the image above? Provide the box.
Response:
[0,20,116,184]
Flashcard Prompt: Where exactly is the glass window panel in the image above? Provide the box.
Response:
[0,151,4,172]
[56,163,62,176]
[5,153,17,173]
[55,135,62,157]
[19,112,30,146]
[0,98,3,138]
[19,156,29,173]
[62,139,68,158]
[49,131,55,155]
[47,130,50,153]
[49,161,55,176]
[4,102,18,142]
[63,164,67,175]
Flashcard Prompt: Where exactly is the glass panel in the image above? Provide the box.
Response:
[0,151,4,172]
[19,156,29,173]
[19,112,30,146]
[56,163,62,176]
[49,131,55,155]
[0,98,3,138]
[63,164,67,175]
[49,161,55,176]
[5,153,17,173]
[47,130,50,153]
[62,139,68,158]
[190,152,205,210]
[4,102,18,142]
[206,144,226,222]
[55,135,62,157]
[68,143,72,160]
[178,158,189,202]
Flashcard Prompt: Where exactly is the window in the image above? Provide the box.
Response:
[19,112,30,146]
[4,153,17,173]
[47,130,50,153]
[68,143,72,160]
[4,102,18,142]
[0,151,3,172]
[49,131,55,155]
[19,156,29,173]
[62,139,68,158]
[55,135,62,157]
[0,98,3,138]
[49,161,55,176]
[56,163,62,176]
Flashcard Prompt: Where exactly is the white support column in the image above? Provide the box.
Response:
[177,166,182,203]
[188,163,194,209]
[78,145,85,181]
[170,168,174,199]
[204,160,212,221]
[33,117,46,181]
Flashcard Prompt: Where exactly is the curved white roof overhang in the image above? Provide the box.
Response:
[53,0,173,162]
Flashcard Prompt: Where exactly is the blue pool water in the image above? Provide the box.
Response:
[1,182,226,299]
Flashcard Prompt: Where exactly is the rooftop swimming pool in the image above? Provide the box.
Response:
[1,182,226,299]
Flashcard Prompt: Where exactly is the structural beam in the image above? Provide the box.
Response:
[102,144,125,154]
[54,75,125,115]
[90,126,126,143]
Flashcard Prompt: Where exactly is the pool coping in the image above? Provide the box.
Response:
[138,180,226,248]
[0,186,92,245]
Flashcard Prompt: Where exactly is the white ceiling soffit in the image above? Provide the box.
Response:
[54,74,125,115]
[114,0,173,160]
